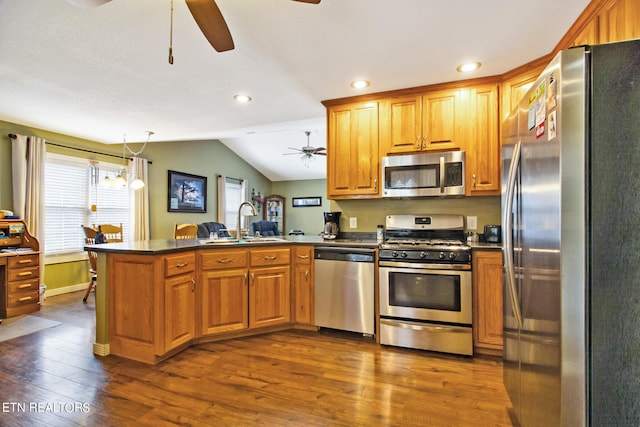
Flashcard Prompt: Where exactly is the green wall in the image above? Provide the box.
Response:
[1,120,272,291]
[272,179,329,236]
[139,139,272,239]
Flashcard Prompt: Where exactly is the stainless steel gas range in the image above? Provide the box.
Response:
[378,214,473,356]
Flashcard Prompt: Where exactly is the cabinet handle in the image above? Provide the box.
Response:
[305,270,309,279]
[297,255,309,259]
[415,136,421,149]
[17,259,33,265]
[18,271,33,277]
[251,273,255,283]
[175,262,189,268]
[18,296,33,302]
[263,255,277,261]
[191,278,196,292]
[472,173,477,189]
[18,283,34,289]
[374,179,377,191]
[217,258,233,264]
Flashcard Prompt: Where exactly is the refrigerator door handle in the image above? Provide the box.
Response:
[503,139,523,329]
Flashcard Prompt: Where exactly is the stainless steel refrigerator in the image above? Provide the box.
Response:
[502,39,640,427]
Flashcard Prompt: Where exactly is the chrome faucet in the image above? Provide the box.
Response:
[237,201,257,239]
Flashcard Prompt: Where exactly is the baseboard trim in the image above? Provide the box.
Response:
[43,283,88,299]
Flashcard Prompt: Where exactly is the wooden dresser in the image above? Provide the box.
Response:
[0,220,41,318]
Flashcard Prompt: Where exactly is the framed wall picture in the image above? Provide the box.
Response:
[168,170,207,213]
[292,197,321,207]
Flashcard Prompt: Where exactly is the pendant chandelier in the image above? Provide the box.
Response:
[101,131,153,189]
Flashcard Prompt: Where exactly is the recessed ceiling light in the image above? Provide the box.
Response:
[233,94,252,103]
[456,62,481,73]
[351,80,370,89]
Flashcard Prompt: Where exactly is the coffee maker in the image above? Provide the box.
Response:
[323,212,341,240]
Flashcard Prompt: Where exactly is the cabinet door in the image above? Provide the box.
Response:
[201,268,249,335]
[473,251,504,354]
[165,273,196,351]
[422,89,460,151]
[380,95,422,154]
[249,265,291,328]
[598,0,640,43]
[292,246,314,324]
[327,101,380,198]
[467,85,501,196]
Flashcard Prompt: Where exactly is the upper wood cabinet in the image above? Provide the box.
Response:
[596,0,640,44]
[568,0,640,47]
[465,85,501,196]
[380,89,461,155]
[326,101,380,199]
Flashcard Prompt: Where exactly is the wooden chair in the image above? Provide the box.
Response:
[81,225,98,303]
[174,223,198,239]
[93,223,123,242]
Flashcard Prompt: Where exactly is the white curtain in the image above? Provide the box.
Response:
[129,157,149,241]
[217,175,226,224]
[12,134,46,287]
[11,134,46,240]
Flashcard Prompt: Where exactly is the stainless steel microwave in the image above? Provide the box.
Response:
[381,150,465,198]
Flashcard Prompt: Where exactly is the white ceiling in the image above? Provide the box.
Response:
[0,0,590,181]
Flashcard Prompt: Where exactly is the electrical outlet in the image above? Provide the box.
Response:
[349,217,358,229]
[467,216,478,230]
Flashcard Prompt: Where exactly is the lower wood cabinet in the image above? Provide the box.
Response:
[472,250,504,356]
[292,246,314,324]
[200,249,249,335]
[200,246,291,335]
[164,252,197,351]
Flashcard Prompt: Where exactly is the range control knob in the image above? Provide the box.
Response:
[439,252,446,260]
[419,251,428,258]
[401,252,408,258]
[392,251,399,258]
[448,252,457,260]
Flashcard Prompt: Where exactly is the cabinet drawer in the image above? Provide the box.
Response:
[7,290,39,308]
[8,254,39,269]
[201,249,248,270]
[165,252,196,277]
[8,278,40,294]
[250,248,290,267]
[293,246,313,265]
[8,266,39,282]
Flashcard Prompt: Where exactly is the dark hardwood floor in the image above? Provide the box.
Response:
[0,291,516,426]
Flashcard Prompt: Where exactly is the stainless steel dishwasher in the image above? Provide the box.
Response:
[314,247,375,335]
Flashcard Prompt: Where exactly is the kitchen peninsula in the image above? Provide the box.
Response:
[87,236,378,364]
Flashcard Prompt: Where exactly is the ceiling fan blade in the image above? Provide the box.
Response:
[314,147,326,151]
[293,0,321,4]
[185,0,235,52]
[315,152,327,156]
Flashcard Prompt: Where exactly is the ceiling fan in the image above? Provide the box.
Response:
[284,131,326,165]
[68,0,320,53]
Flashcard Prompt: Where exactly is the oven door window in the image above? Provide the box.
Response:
[389,272,461,312]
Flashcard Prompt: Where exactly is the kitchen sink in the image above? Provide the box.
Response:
[199,238,240,245]
[240,237,288,243]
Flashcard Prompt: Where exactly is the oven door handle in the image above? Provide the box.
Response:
[379,260,471,271]
[381,318,470,333]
